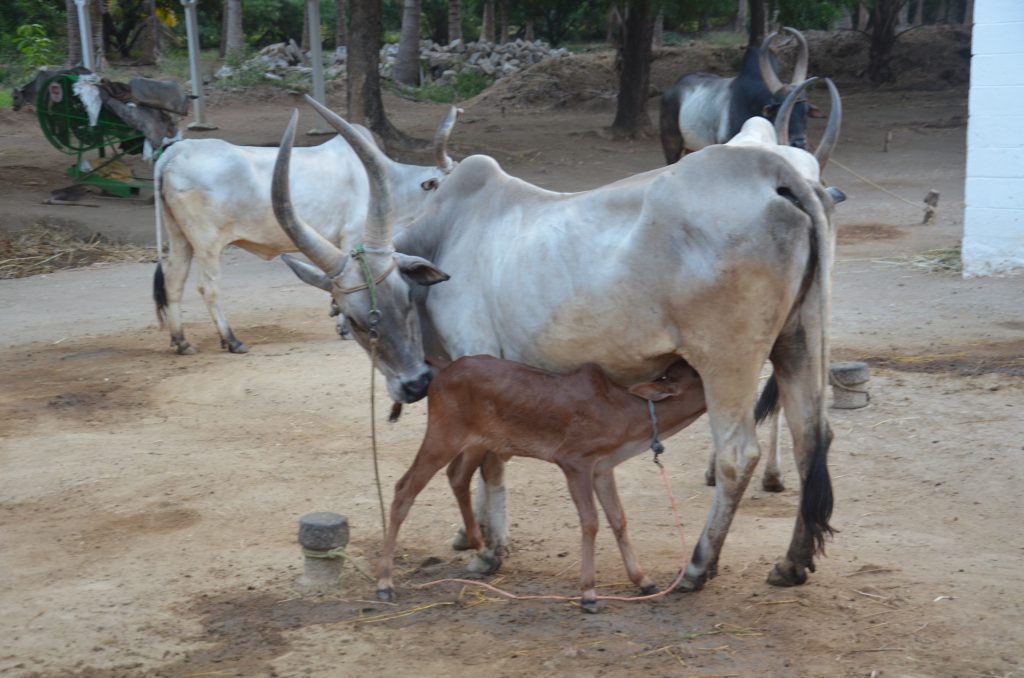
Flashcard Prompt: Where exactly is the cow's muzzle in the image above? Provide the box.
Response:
[401,369,433,403]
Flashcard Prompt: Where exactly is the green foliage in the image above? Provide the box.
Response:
[14,24,59,68]
[0,90,13,109]
[778,0,844,31]
[413,69,493,103]
[0,0,64,60]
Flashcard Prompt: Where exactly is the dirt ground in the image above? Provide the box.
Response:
[2,43,1023,678]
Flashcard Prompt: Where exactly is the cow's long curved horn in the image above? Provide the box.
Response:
[814,78,842,171]
[774,77,818,147]
[272,109,346,276]
[303,94,395,249]
[434,106,461,173]
[759,31,787,97]
[785,27,809,86]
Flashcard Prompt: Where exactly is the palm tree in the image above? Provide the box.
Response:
[225,0,245,62]
[448,0,462,43]
[395,0,421,85]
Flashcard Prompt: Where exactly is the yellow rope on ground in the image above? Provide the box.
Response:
[830,158,931,214]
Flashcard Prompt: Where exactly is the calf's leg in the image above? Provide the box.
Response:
[446,450,503,574]
[560,460,601,613]
[592,466,658,594]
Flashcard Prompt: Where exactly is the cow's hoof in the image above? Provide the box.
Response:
[452,528,471,551]
[704,469,716,487]
[761,476,785,493]
[175,342,196,355]
[672,572,706,593]
[767,562,808,587]
[223,338,249,354]
[640,583,661,596]
[580,599,600,614]
[466,548,503,575]
[376,587,396,602]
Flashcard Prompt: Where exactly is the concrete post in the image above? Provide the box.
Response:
[74,0,95,71]
[297,512,350,590]
[830,362,870,409]
[306,0,332,134]
[181,0,217,130]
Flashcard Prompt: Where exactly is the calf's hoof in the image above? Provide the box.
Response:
[376,587,396,602]
[767,562,808,587]
[580,598,600,614]
[639,583,660,596]
[761,476,785,493]
[704,469,716,487]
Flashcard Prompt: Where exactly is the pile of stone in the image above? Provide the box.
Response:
[215,37,569,86]
[381,38,571,85]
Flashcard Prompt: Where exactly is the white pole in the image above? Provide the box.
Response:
[307,0,332,134]
[181,0,217,130]
[73,0,94,71]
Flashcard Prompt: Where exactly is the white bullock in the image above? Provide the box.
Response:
[152,107,458,354]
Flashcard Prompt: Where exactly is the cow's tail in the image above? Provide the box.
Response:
[153,149,169,328]
[779,164,835,557]
[754,373,780,424]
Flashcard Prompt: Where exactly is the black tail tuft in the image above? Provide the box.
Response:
[801,426,835,555]
[754,374,781,425]
[153,262,168,328]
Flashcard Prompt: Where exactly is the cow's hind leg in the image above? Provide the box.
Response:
[676,365,764,592]
[761,412,786,492]
[195,250,248,353]
[765,326,834,587]
[161,235,195,355]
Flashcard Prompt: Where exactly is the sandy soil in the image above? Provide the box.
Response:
[2,51,1023,678]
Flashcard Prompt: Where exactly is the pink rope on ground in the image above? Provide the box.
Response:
[413,464,689,603]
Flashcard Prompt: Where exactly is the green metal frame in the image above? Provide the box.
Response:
[36,73,153,198]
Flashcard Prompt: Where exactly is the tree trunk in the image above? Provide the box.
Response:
[147,0,161,64]
[66,0,82,67]
[302,2,310,50]
[395,0,422,85]
[858,2,870,31]
[335,0,347,46]
[348,0,423,148]
[482,0,495,43]
[498,0,508,43]
[651,10,663,47]
[748,0,765,47]
[225,0,245,62]
[606,6,621,44]
[90,0,107,70]
[448,0,462,43]
[963,0,974,25]
[610,0,654,138]
[525,19,534,41]
[867,0,901,83]
[735,0,748,33]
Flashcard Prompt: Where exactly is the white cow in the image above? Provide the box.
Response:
[271,94,842,595]
[152,107,459,354]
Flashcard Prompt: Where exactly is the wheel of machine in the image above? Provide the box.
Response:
[35,73,148,197]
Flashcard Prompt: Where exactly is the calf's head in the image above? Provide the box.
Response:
[273,105,449,403]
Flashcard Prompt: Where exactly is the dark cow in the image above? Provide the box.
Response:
[11,66,92,111]
[659,27,824,164]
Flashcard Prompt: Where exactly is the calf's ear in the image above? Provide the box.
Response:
[628,381,679,402]
[281,253,333,291]
[395,253,450,286]
[807,104,826,119]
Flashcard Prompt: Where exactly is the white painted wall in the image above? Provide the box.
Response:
[963,0,1024,276]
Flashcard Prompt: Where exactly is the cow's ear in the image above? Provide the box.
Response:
[762,104,779,119]
[628,380,678,402]
[807,104,826,119]
[395,253,450,286]
[281,253,332,291]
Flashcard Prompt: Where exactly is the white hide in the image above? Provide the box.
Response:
[677,82,734,152]
[725,117,821,183]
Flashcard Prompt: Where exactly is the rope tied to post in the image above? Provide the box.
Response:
[648,399,665,467]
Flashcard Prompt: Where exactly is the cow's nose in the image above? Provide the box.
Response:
[401,370,433,403]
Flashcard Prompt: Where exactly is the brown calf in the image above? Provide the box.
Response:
[376,355,707,612]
